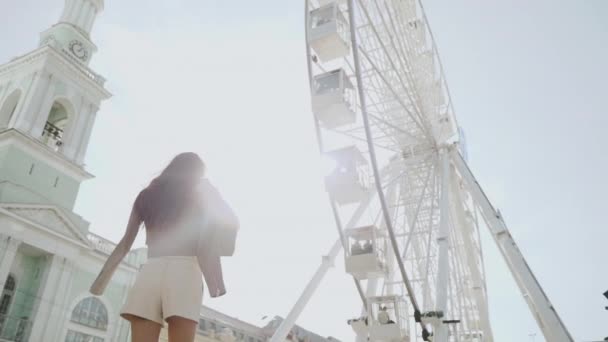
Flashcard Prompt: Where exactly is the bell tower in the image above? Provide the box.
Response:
[0,0,110,211]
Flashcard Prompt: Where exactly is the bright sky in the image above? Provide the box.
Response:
[1,1,607,341]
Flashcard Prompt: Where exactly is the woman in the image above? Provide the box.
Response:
[90,152,239,342]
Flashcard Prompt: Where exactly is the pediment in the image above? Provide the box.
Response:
[1,204,90,246]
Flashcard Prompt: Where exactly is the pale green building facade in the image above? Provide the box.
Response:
[0,0,136,339]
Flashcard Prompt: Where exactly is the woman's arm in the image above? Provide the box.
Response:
[90,204,142,295]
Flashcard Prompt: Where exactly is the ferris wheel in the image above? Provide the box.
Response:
[269,1,574,341]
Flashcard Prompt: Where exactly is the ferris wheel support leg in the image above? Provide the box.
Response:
[268,191,376,342]
[384,179,401,296]
[449,170,494,341]
[433,147,451,342]
[269,239,343,342]
[450,149,574,342]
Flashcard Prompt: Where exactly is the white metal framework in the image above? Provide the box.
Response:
[270,1,573,341]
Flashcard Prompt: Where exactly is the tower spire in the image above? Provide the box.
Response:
[59,0,104,35]
[39,0,105,65]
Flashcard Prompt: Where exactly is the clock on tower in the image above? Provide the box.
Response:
[69,40,89,61]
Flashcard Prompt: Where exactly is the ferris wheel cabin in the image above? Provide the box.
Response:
[324,146,370,204]
[367,295,409,342]
[308,2,350,62]
[344,225,388,280]
[311,68,357,129]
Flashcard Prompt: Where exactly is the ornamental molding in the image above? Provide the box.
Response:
[0,203,91,247]
[42,22,97,48]
[0,49,46,76]
[0,129,93,181]
[0,46,110,99]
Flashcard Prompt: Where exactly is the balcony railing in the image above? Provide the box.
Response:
[42,121,64,150]
[0,314,32,342]
[87,233,115,255]
[87,233,138,266]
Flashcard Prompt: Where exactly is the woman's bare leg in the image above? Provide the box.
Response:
[126,315,162,342]
[167,316,197,342]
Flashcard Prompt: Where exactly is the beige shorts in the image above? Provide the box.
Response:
[120,256,203,326]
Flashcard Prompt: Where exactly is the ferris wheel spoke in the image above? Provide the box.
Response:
[381,1,435,127]
[416,0,461,136]
[357,46,432,144]
[354,78,422,146]
[400,161,435,259]
[419,165,439,310]
[371,0,430,124]
[355,0,432,138]
[401,166,438,308]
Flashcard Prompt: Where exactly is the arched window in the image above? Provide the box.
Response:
[0,275,17,333]
[42,101,70,151]
[0,90,22,128]
[70,297,108,330]
[65,296,108,342]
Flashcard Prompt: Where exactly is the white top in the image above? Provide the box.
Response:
[90,179,238,295]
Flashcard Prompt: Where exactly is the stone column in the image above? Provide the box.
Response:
[62,99,89,160]
[0,82,11,128]
[75,106,98,165]
[77,1,90,30]
[71,0,85,27]
[0,235,21,290]
[88,2,97,32]
[0,81,11,106]
[42,258,74,341]
[61,0,75,21]
[27,255,67,341]
[85,6,97,32]
[67,0,79,22]
[50,258,77,342]
[13,72,42,132]
[28,73,55,137]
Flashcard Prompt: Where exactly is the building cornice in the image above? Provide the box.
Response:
[0,45,111,99]
[0,204,139,273]
[0,129,94,182]
[200,306,266,337]
[40,22,99,52]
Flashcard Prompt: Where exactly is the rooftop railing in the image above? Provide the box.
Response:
[87,233,138,266]
[59,49,106,86]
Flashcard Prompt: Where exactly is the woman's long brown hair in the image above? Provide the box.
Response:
[135,152,205,230]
